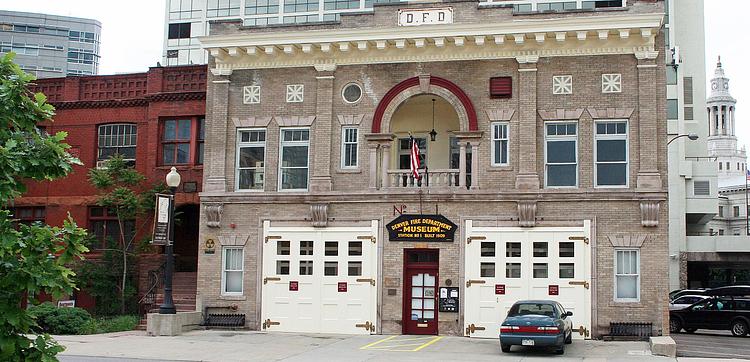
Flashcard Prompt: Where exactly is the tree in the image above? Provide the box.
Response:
[0,53,88,360]
[87,155,165,315]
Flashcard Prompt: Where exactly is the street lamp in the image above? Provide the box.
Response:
[667,133,699,146]
[159,167,181,314]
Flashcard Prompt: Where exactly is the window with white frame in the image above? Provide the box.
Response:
[97,124,137,165]
[602,73,622,93]
[341,127,358,168]
[552,75,572,95]
[222,247,244,294]
[236,129,266,190]
[491,122,509,166]
[279,128,310,190]
[595,121,628,187]
[545,122,578,187]
[243,85,260,104]
[286,84,304,103]
[614,249,640,301]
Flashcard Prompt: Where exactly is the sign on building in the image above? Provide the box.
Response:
[398,7,453,27]
[386,214,457,242]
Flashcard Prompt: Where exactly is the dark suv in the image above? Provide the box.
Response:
[670,297,750,336]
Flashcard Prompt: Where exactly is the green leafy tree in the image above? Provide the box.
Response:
[0,52,88,360]
[88,155,165,315]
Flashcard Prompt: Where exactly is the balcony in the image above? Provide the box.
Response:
[385,169,467,189]
[686,235,750,253]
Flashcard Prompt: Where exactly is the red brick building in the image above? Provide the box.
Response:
[15,65,206,312]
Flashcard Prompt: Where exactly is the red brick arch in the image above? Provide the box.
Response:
[371,76,478,133]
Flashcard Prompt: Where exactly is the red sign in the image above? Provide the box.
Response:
[495,284,505,295]
[548,285,559,296]
[289,281,299,291]
[338,282,347,292]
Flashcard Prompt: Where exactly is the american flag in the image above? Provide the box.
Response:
[746,170,750,182]
[410,136,421,180]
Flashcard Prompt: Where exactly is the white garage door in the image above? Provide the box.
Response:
[261,221,378,334]
[464,221,591,339]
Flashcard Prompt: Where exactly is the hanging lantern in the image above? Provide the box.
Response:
[430,98,437,142]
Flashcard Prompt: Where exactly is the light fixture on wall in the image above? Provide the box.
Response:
[429,98,437,142]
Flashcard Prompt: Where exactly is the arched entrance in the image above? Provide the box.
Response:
[368,75,482,190]
[174,203,199,272]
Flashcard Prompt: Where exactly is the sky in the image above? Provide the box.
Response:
[1,0,747,152]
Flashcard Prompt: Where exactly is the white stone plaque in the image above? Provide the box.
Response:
[398,7,453,27]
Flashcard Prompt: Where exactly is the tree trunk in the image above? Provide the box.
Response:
[118,216,127,315]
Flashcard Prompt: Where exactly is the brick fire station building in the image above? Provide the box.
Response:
[196,0,668,338]
[17,65,206,311]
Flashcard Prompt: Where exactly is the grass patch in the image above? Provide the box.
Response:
[81,315,139,334]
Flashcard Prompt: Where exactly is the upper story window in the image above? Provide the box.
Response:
[167,23,191,39]
[236,129,266,191]
[68,31,98,43]
[734,206,740,218]
[279,128,310,191]
[491,122,509,166]
[207,0,241,17]
[545,122,577,187]
[341,127,358,168]
[161,117,205,166]
[97,124,137,166]
[595,121,628,187]
[8,207,45,227]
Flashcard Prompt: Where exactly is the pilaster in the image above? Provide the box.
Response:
[310,66,336,192]
[635,53,662,190]
[204,74,231,192]
[515,56,540,190]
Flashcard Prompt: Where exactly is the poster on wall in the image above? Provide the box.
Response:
[151,193,173,246]
[386,214,458,242]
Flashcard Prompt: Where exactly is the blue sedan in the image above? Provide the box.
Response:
[499,300,573,354]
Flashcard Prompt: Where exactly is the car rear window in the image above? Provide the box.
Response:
[508,303,556,318]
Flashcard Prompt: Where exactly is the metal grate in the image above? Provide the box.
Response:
[203,314,245,327]
[609,322,652,340]
[694,181,710,196]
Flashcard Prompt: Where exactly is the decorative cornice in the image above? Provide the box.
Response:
[274,116,316,127]
[586,107,635,119]
[486,109,515,122]
[310,203,329,227]
[640,200,660,227]
[204,203,223,228]
[49,91,205,109]
[538,108,584,121]
[233,116,273,128]
[517,200,537,227]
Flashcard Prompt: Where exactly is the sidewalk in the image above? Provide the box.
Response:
[53,330,728,362]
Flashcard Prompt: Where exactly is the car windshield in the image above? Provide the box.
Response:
[508,303,556,318]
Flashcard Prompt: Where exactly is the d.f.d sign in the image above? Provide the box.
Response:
[386,214,457,242]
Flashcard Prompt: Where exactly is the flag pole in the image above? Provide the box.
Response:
[745,171,749,235]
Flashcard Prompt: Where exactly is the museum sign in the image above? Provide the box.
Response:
[386,214,458,242]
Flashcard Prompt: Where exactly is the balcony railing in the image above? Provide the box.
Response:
[386,169,469,189]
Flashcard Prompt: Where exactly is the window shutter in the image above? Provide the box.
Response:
[694,181,710,196]
[489,77,512,98]
[683,77,693,105]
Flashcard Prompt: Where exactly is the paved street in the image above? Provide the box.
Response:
[672,329,750,360]
[54,330,702,362]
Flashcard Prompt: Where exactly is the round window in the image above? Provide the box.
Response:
[342,83,363,104]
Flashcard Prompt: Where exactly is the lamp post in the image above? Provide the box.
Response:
[159,167,181,314]
[667,133,699,146]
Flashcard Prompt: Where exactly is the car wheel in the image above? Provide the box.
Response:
[669,318,682,334]
[565,331,572,344]
[501,344,511,353]
[730,320,748,337]
[554,344,565,355]
[684,328,697,334]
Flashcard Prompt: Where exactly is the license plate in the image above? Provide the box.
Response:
[522,339,535,346]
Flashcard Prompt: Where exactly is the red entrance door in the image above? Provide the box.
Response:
[403,249,439,335]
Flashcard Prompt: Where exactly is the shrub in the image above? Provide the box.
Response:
[29,302,92,335]
[80,315,139,334]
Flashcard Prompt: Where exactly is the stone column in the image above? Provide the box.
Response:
[635,52,662,190]
[515,56,540,190]
[708,107,714,136]
[458,142,467,188]
[368,143,379,189]
[204,70,231,193]
[470,141,480,189]
[381,143,391,188]
[310,65,335,192]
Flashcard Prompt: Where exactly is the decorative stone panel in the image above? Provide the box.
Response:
[310,203,329,227]
[586,107,635,119]
[218,234,249,247]
[537,108,584,121]
[274,116,316,127]
[486,109,515,122]
[605,233,650,248]
[232,117,272,128]
[337,114,365,125]
[204,203,223,228]
[418,73,431,92]
[639,200,660,227]
[517,200,537,227]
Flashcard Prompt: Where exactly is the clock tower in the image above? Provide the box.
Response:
[707,56,747,181]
